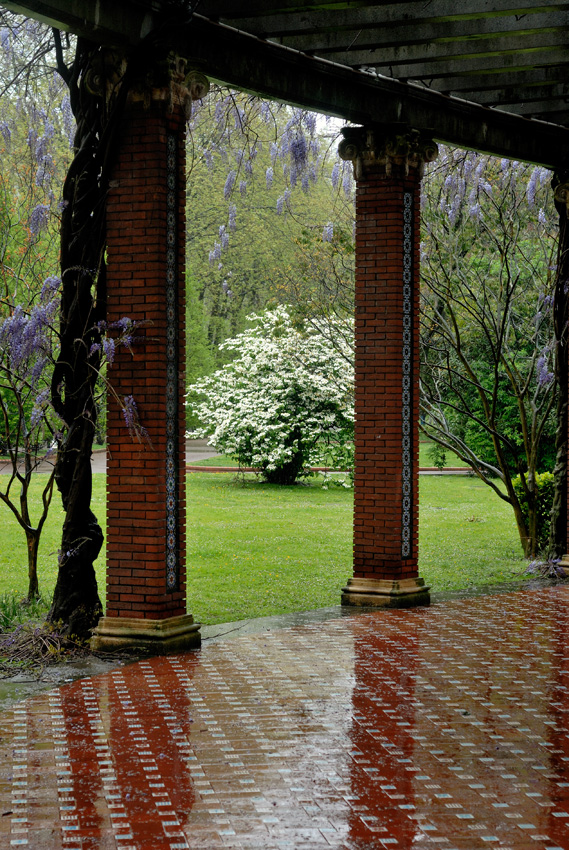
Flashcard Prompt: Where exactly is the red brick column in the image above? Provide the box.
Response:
[91,62,208,653]
[339,126,436,608]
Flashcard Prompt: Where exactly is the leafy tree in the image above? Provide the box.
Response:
[186,91,351,366]
[0,276,61,600]
[0,15,73,603]
[420,149,558,557]
[187,306,354,484]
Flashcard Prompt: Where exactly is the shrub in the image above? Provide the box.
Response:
[187,306,354,485]
[512,471,555,553]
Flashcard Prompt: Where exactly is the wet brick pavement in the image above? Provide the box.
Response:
[3,586,569,848]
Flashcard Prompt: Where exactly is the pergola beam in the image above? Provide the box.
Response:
[1,0,160,44]
[176,15,569,168]
[428,66,569,94]
[283,24,569,62]
[246,13,569,52]
[3,0,569,166]
[367,55,569,94]
[202,0,569,28]
[326,38,569,74]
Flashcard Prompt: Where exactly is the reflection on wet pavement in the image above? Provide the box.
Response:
[2,586,569,848]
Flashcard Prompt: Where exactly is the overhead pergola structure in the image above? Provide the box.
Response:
[4,0,569,651]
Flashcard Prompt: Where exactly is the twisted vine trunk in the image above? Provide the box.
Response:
[48,39,127,638]
[549,176,569,558]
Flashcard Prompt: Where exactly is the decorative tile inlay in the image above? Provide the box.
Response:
[166,133,179,592]
[401,190,413,558]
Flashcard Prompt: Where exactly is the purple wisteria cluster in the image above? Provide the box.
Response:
[190,95,342,288]
[0,277,59,383]
[90,316,140,365]
[0,276,61,441]
[434,148,551,227]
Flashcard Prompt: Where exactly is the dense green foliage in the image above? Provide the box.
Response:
[185,92,352,377]
[512,471,555,553]
[420,149,558,555]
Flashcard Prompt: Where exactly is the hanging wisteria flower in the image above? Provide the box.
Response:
[0,120,11,146]
[526,167,539,207]
[121,394,148,442]
[331,161,340,189]
[29,203,49,237]
[223,170,236,200]
[219,224,229,249]
[290,134,308,169]
[537,353,554,386]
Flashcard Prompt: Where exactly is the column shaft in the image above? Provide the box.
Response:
[91,75,201,652]
[339,126,433,608]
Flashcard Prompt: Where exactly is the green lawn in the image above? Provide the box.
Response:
[418,440,467,468]
[0,471,527,624]
[192,442,468,469]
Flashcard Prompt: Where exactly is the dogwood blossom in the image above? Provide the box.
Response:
[187,306,354,484]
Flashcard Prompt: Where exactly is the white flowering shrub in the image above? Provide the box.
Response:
[187,306,354,484]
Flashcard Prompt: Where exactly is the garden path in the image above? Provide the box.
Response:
[1,586,569,848]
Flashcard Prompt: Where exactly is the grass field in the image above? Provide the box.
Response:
[192,441,468,469]
[0,471,527,625]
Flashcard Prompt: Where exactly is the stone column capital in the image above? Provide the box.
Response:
[338,125,438,180]
[131,54,210,118]
[82,48,210,119]
[553,169,569,217]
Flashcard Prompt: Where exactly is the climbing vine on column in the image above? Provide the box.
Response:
[49,36,130,638]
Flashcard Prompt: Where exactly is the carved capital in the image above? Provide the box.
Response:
[82,48,128,102]
[553,170,569,217]
[129,54,210,118]
[82,49,210,119]
[338,125,438,180]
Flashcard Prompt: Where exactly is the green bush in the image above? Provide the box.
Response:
[512,471,555,552]
[427,442,447,470]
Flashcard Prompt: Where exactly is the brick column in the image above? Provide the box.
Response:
[91,61,209,653]
[339,126,436,608]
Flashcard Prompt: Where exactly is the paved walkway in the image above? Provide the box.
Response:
[0,443,471,476]
[0,441,219,476]
[2,586,569,848]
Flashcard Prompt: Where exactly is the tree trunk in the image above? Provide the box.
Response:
[549,173,569,558]
[262,428,306,485]
[25,529,40,602]
[48,40,119,638]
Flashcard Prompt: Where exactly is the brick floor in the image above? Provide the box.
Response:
[2,586,569,848]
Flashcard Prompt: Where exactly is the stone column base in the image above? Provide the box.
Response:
[341,577,430,608]
[91,614,201,654]
[557,555,569,575]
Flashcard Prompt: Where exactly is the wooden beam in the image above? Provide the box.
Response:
[175,15,569,168]
[323,34,569,71]
[211,1,569,35]
[204,0,566,27]
[487,99,569,117]
[273,14,569,55]
[363,49,569,85]
[1,0,160,44]
[428,66,569,94]
[454,82,569,106]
